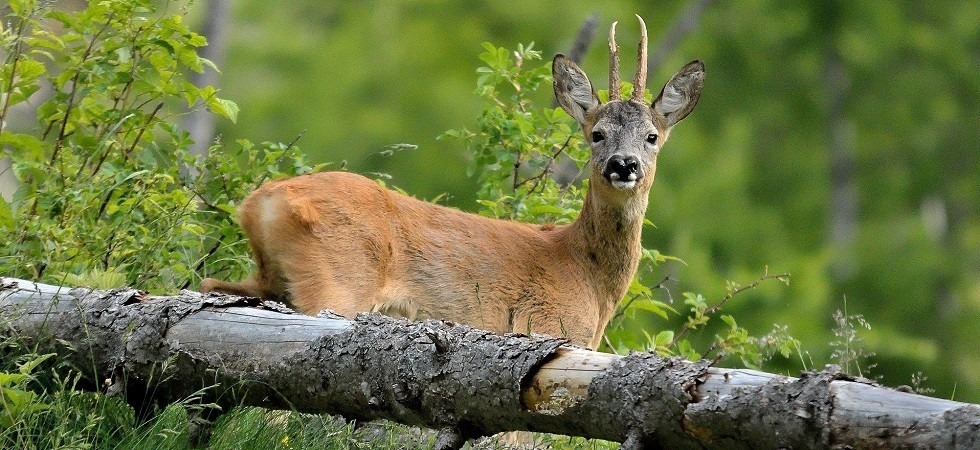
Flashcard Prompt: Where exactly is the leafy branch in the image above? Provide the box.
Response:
[669,267,790,349]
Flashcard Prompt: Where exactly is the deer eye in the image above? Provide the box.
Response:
[591,131,604,142]
[646,134,658,145]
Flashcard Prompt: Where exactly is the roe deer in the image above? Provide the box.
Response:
[201,16,703,350]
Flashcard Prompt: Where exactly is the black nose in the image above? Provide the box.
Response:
[603,155,643,183]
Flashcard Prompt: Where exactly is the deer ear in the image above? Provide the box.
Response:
[652,60,704,128]
[553,54,599,125]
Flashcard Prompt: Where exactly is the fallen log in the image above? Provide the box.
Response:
[1,277,978,449]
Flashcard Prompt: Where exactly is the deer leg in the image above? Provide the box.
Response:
[199,276,263,298]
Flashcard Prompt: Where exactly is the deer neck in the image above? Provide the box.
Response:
[565,185,648,307]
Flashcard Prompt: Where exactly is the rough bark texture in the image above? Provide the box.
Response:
[2,277,979,449]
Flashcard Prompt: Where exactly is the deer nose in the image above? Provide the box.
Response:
[602,155,643,186]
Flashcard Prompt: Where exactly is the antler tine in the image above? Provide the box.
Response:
[608,21,621,101]
[631,14,648,101]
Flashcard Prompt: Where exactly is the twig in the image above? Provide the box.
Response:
[50,14,115,162]
[254,130,305,187]
[602,334,621,356]
[608,275,673,325]
[120,103,164,162]
[0,16,29,131]
[668,268,790,349]
[513,136,572,193]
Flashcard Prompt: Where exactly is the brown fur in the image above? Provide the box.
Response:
[202,35,704,350]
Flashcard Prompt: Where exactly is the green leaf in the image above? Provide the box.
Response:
[207,96,239,123]
[0,132,47,161]
[527,203,565,216]
[0,372,29,386]
[152,38,175,55]
[58,268,128,290]
[721,314,737,328]
[628,298,677,320]
[8,0,30,15]
[46,10,78,30]
[677,340,701,361]
[18,353,54,375]
[655,330,674,347]
[683,292,707,311]
[0,197,12,228]
[216,203,237,216]
[643,248,685,265]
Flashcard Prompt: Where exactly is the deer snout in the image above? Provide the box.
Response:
[602,155,643,189]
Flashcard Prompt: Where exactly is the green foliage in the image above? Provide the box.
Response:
[0,0,322,293]
[442,42,586,224]
[0,353,53,430]
[0,336,139,449]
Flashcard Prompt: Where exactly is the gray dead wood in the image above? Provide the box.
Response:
[1,277,978,449]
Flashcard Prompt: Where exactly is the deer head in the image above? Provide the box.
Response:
[553,16,704,207]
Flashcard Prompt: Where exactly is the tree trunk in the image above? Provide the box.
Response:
[182,0,231,168]
[819,2,858,282]
[647,0,717,76]
[1,277,978,449]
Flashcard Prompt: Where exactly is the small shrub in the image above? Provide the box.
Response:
[0,0,323,293]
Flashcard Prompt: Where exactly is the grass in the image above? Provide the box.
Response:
[0,383,432,450]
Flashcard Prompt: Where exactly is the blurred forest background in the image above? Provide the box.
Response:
[195,1,979,401]
[3,0,978,404]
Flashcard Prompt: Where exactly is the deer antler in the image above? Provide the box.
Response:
[631,15,648,101]
[608,21,621,101]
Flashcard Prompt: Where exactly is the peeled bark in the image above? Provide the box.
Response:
[1,277,978,449]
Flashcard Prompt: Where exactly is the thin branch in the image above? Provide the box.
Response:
[0,16,29,131]
[513,136,571,193]
[669,268,790,349]
[254,131,305,187]
[121,102,164,162]
[607,275,673,325]
[602,334,621,356]
[50,15,115,162]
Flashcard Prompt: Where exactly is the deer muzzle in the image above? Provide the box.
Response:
[602,155,643,189]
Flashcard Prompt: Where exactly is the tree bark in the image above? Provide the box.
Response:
[1,277,978,449]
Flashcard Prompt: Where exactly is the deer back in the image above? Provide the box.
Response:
[201,16,704,350]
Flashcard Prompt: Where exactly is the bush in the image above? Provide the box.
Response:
[0,0,321,293]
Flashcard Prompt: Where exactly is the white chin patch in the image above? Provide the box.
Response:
[611,180,637,190]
